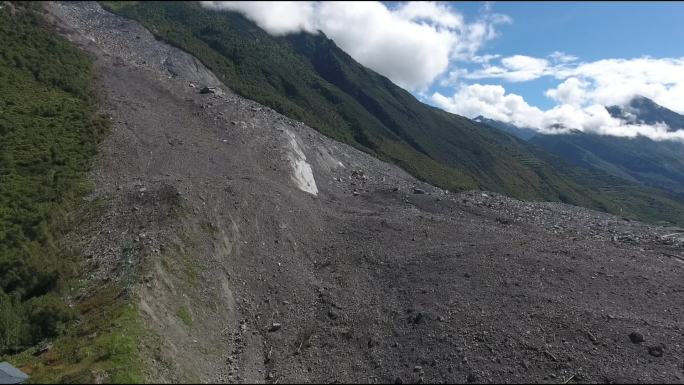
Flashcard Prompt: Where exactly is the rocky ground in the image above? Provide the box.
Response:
[44,2,683,383]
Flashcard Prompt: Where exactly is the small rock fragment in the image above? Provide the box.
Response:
[268,323,281,332]
[648,345,664,357]
[628,332,644,344]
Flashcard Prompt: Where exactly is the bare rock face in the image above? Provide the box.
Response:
[45,2,684,384]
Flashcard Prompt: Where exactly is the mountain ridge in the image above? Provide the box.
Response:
[98,1,684,225]
[607,95,684,131]
[476,97,684,198]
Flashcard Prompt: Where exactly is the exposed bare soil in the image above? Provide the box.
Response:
[45,2,683,383]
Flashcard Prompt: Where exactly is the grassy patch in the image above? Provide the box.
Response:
[5,287,146,384]
[176,306,192,328]
[159,229,203,289]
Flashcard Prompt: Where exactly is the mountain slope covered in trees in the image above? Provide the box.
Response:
[0,2,109,352]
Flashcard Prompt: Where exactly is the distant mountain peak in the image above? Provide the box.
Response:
[607,95,684,132]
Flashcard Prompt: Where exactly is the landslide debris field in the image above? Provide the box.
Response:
[45,2,683,383]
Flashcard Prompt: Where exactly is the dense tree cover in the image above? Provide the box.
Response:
[102,1,684,225]
[0,3,108,352]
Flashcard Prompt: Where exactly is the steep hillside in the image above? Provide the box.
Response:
[9,2,682,384]
[0,1,109,356]
[474,116,538,141]
[96,1,684,226]
[474,97,684,198]
[530,132,684,197]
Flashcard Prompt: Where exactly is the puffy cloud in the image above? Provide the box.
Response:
[201,1,318,34]
[564,58,684,113]
[545,77,588,106]
[432,84,684,142]
[465,55,551,82]
[200,1,509,91]
[394,1,463,29]
[432,84,545,128]
[469,54,501,64]
[203,1,684,142]
[549,51,578,64]
[462,55,684,114]
[439,54,684,141]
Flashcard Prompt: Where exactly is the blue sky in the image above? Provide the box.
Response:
[438,1,684,110]
[205,1,684,139]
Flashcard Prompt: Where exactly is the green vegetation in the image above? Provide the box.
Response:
[0,3,146,382]
[8,286,146,384]
[176,306,192,327]
[101,1,684,225]
[0,2,109,353]
[160,231,200,288]
[530,133,684,197]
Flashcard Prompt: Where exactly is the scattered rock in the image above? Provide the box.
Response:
[200,86,220,94]
[628,331,644,344]
[587,331,598,344]
[327,308,339,320]
[268,323,282,332]
[413,188,426,194]
[648,345,664,357]
[411,312,424,325]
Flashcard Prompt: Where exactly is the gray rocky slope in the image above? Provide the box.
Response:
[45,2,683,383]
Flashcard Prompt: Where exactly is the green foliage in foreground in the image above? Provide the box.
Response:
[101,1,684,225]
[0,3,109,352]
[7,286,146,384]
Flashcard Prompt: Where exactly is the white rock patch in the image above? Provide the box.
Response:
[286,130,318,195]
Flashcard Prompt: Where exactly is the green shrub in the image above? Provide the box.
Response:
[0,3,108,353]
[24,294,75,344]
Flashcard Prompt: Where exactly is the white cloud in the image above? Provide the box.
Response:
[201,1,318,35]
[394,1,463,29]
[203,1,684,142]
[469,54,501,64]
[462,55,684,114]
[433,83,684,142]
[200,1,509,91]
[431,84,545,128]
[465,54,551,82]
[564,58,684,113]
[545,77,588,106]
[549,51,578,64]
